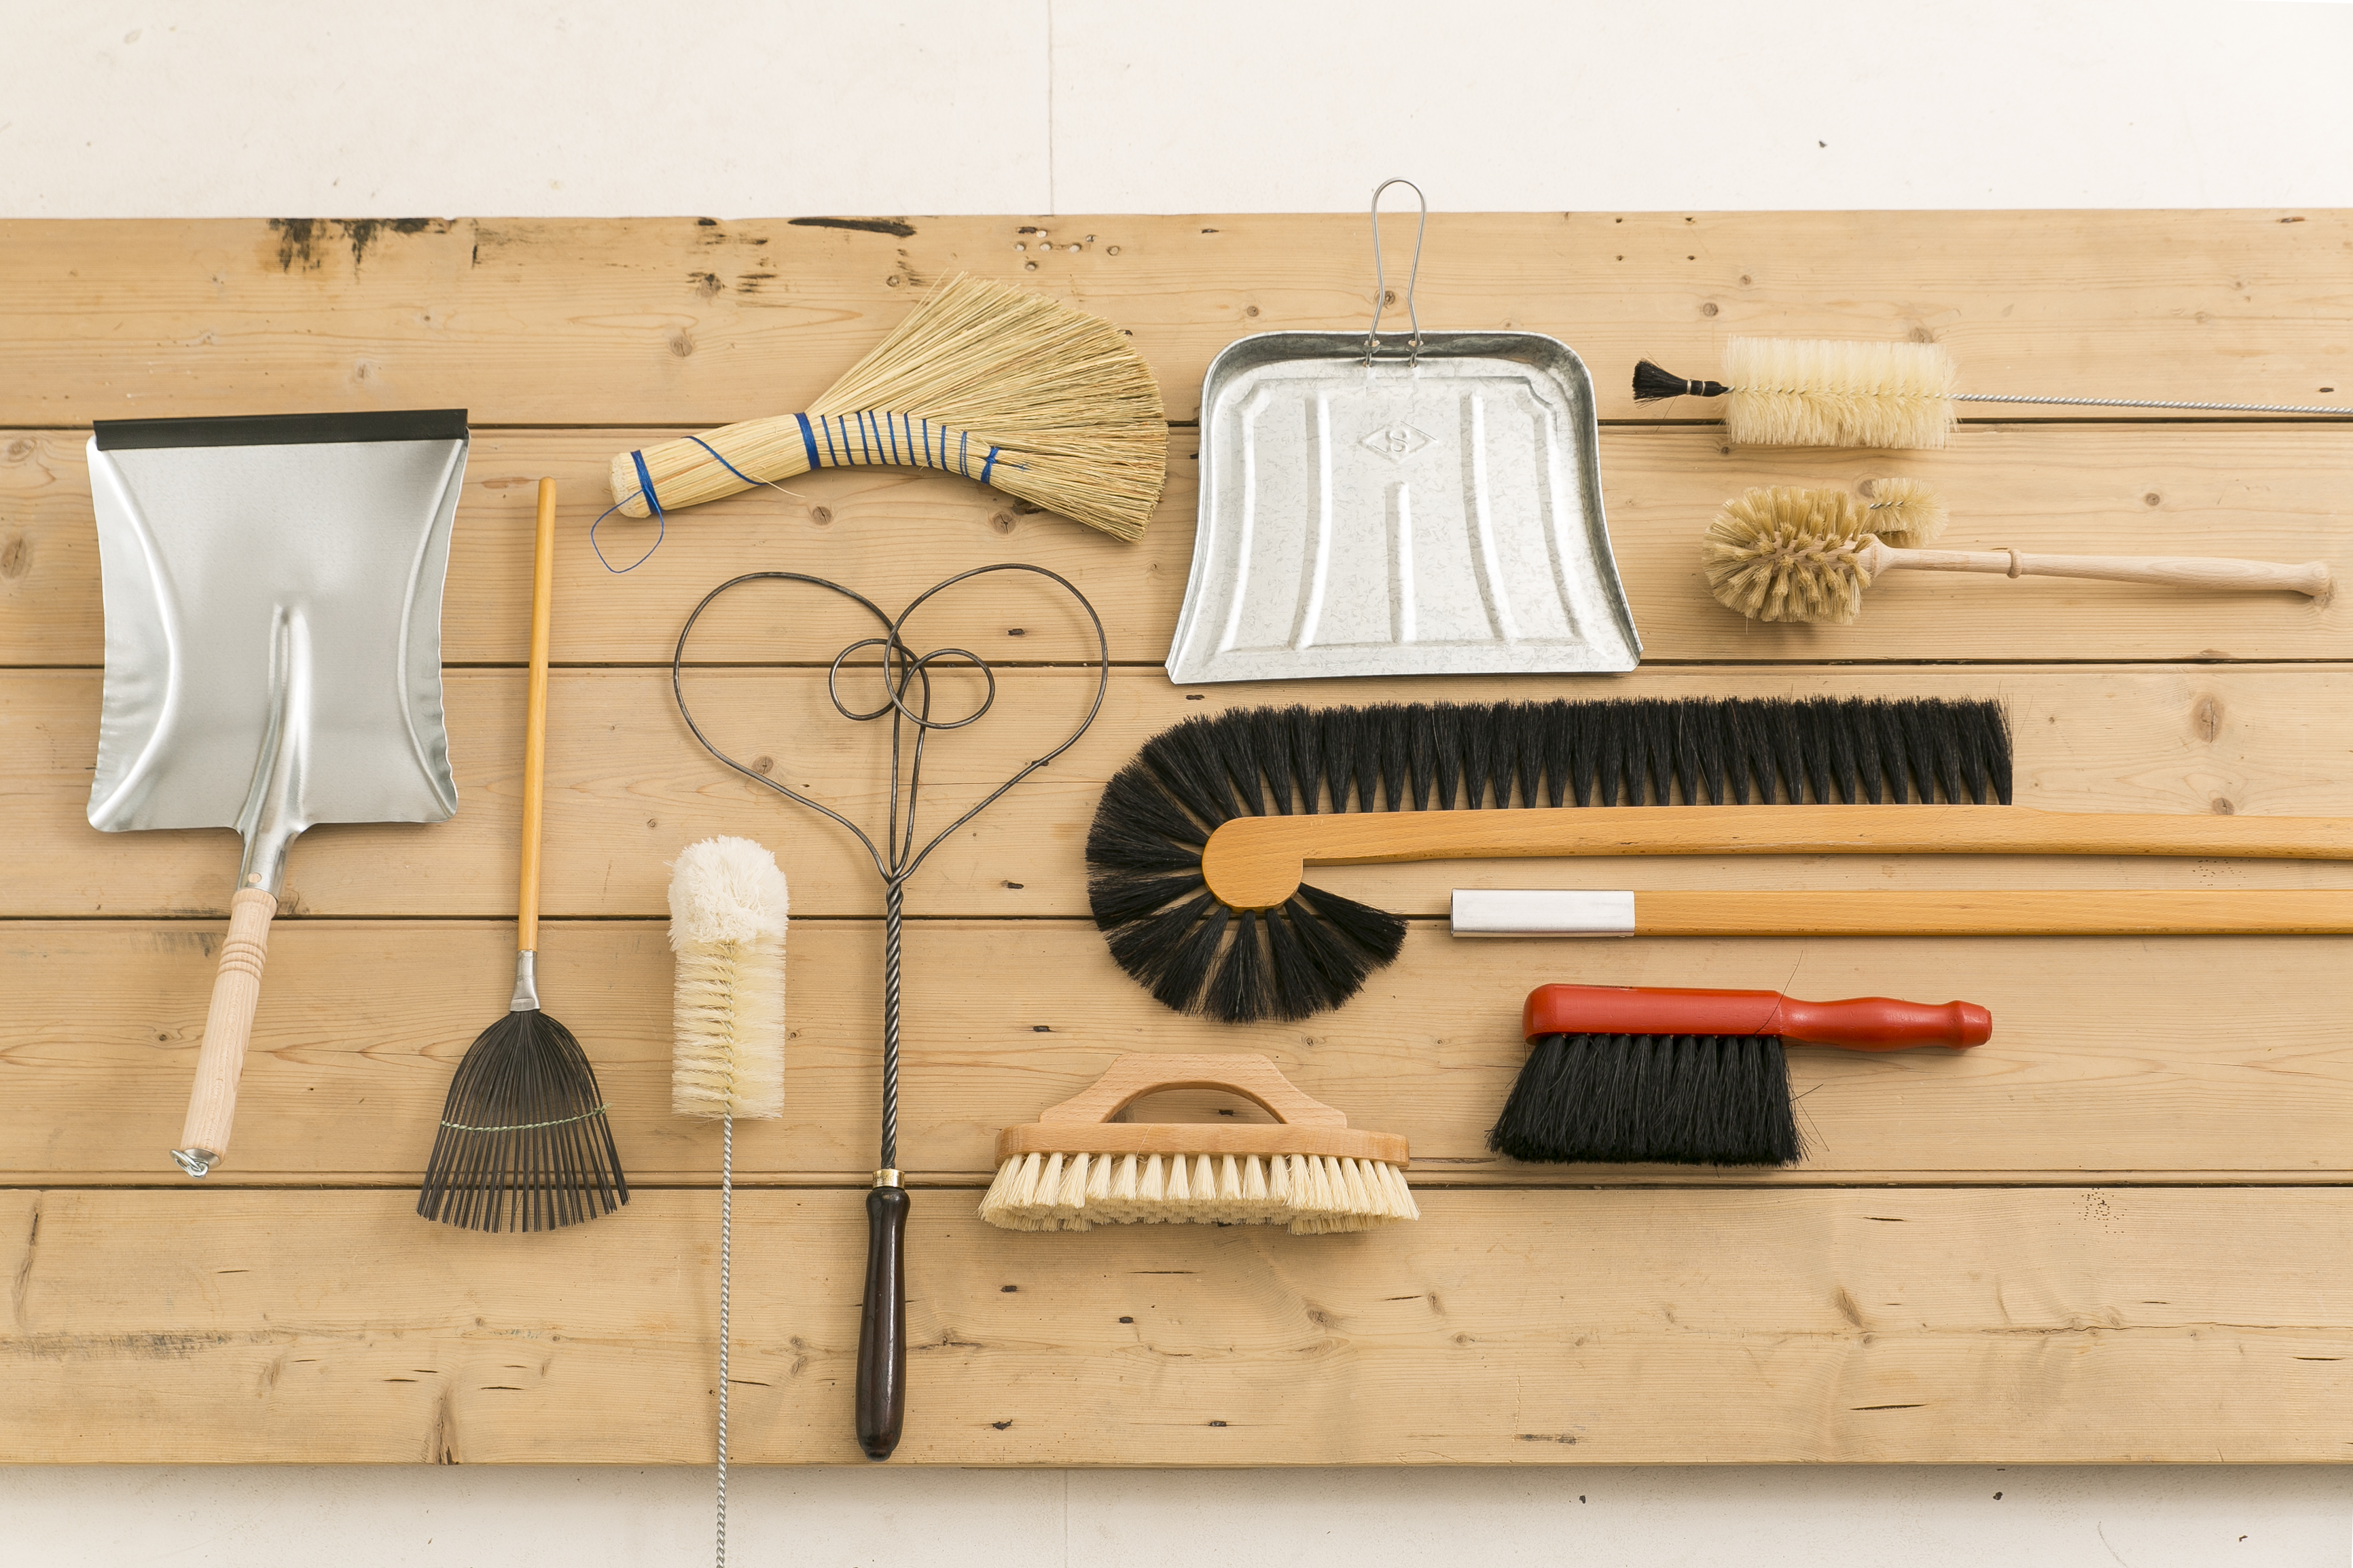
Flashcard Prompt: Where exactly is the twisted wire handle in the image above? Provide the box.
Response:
[715,1112,732,1567]
[1953,392,2349,415]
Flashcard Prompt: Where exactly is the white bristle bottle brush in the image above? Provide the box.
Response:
[668,837,788,1568]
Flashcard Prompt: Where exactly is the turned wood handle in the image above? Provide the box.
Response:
[1202,805,2353,909]
[1035,1053,1348,1127]
[1866,539,2331,596]
[175,887,277,1174]
[1523,983,1990,1051]
[518,477,556,952]
[855,1185,909,1461]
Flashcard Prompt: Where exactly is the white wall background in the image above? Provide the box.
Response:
[7,1,2353,1563]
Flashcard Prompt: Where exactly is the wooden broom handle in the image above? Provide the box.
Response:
[518,478,556,953]
[173,886,277,1175]
[1625,888,2353,936]
[1035,1053,1348,1127]
[1202,805,2353,909]
[1858,538,2331,596]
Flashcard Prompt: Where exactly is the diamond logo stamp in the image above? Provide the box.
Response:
[1360,422,1434,462]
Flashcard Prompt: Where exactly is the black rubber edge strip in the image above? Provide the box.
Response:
[93,409,469,451]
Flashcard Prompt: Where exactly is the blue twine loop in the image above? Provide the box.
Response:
[592,436,770,575]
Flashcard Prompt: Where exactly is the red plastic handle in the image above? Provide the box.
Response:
[1522,983,1991,1051]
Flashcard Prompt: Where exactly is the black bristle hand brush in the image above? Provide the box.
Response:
[418,479,627,1232]
[1490,983,1992,1167]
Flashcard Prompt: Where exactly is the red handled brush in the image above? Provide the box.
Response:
[1488,983,1991,1167]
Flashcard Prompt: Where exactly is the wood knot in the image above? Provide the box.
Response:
[809,506,833,526]
[990,511,1016,534]
[751,755,774,775]
[2210,797,2235,815]
[0,536,28,579]
[667,331,694,358]
[1700,302,1719,317]
[2193,695,2223,742]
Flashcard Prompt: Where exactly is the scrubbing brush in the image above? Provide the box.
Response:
[609,274,1167,540]
[668,835,788,1568]
[1704,483,2329,624]
[1489,983,1991,1166]
[1634,335,2349,449]
[982,1053,1417,1235]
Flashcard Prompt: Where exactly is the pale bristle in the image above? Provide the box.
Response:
[1702,486,1875,625]
[668,837,789,1120]
[1858,476,1947,547]
[611,274,1168,540]
[978,1150,1418,1234]
[1721,337,1958,450]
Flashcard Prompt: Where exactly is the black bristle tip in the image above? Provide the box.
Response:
[1487,1032,1801,1167]
[1632,360,1729,403]
[1083,697,2012,1023]
[417,1008,628,1233]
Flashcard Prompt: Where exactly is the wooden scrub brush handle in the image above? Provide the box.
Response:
[998,1055,1407,1164]
[1524,983,1990,1051]
[1856,538,2331,597]
[1202,804,2353,911]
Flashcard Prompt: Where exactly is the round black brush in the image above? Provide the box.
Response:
[418,479,626,1233]
[1488,983,1992,1168]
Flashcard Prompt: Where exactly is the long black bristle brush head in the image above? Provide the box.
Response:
[418,1006,628,1232]
[1488,1032,1801,1167]
[1084,698,2011,1023]
[1632,361,1729,403]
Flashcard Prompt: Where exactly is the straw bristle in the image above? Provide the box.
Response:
[979,1150,1418,1234]
[1721,337,1958,450]
[668,837,789,1121]
[610,274,1167,539]
[1857,476,1947,547]
[1702,485,1877,624]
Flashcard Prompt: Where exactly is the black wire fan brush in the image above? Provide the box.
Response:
[1084,697,2013,1025]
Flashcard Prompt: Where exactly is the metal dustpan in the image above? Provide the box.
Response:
[87,409,469,1177]
[1166,182,1640,684]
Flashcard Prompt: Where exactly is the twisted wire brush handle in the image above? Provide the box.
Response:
[857,878,909,1461]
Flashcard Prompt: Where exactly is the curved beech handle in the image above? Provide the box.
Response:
[1202,805,2353,910]
[1524,983,1990,1051]
[856,1185,909,1461]
[173,887,277,1176]
[1035,1053,1348,1128]
[1863,539,2331,597]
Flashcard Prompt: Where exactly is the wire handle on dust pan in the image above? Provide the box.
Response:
[1364,177,1427,367]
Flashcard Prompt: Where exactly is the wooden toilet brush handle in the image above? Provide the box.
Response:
[1858,538,2331,596]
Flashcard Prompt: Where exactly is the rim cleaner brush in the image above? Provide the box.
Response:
[669,837,788,1565]
[1632,335,2350,449]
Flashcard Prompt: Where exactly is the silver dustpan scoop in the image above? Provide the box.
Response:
[87,410,468,1177]
[1165,329,1641,684]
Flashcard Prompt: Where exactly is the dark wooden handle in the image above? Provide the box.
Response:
[855,1185,909,1460]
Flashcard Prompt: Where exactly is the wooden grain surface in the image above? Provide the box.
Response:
[3,213,2350,1464]
[7,1187,2349,1465]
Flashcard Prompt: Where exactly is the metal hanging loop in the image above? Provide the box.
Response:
[1364,177,1427,367]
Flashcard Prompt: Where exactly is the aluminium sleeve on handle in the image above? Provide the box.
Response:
[173,886,279,1177]
[855,1183,910,1460]
[1522,983,1991,1051]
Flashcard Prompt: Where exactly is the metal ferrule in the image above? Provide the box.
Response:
[170,1147,218,1179]
[509,949,541,1011]
[873,1169,902,1188]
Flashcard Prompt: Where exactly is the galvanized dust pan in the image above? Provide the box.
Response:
[1165,181,1640,685]
[86,409,469,1177]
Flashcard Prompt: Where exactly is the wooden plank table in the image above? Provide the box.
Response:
[3,213,2349,1464]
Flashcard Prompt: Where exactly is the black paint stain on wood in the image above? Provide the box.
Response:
[1516,1433,1579,1444]
[991,1419,1013,1429]
[789,216,918,238]
[268,217,443,273]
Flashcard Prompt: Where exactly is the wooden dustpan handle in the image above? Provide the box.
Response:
[173,886,277,1176]
[1036,1053,1348,1128]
